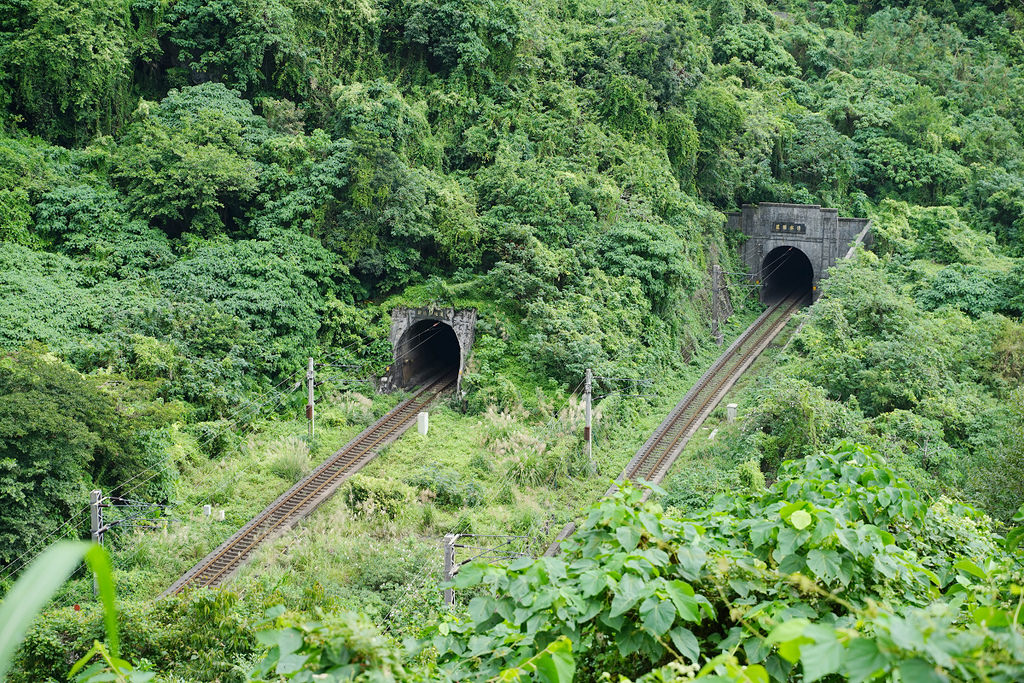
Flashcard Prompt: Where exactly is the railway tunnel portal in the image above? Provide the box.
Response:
[383,307,477,393]
[761,246,814,303]
[727,202,871,303]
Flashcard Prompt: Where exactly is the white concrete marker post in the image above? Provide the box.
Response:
[726,403,738,423]
[418,411,429,436]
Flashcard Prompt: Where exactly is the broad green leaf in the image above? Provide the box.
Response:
[616,526,640,552]
[767,618,810,642]
[276,628,303,656]
[531,636,575,683]
[806,549,841,582]
[895,657,945,683]
[275,652,307,675]
[579,570,607,598]
[675,546,707,580]
[790,510,813,530]
[453,563,485,588]
[468,596,492,623]
[1005,527,1024,552]
[972,605,1010,627]
[843,638,888,683]
[775,528,801,558]
[780,502,804,520]
[669,627,700,663]
[767,619,810,664]
[953,559,986,580]
[809,513,837,544]
[748,520,775,548]
[638,512,663,539]
[0,541,93,682]
[641,597,675,636]
[616,628,646,657]
[609,574,645,618]
[801,636,842,682]
[665,580,700,622]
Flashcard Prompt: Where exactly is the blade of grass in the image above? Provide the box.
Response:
[0,541,91,681]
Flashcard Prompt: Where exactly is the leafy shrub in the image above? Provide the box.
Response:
[250,606,404,681]
[431,442,1024,681]
[352,538,433,595]
[738,374,864,473]
[407,467,482,508]
[343,476,413,518]
[661,458,764,513]
[0,0,133,144]
[162,0,298,92]
[16,586,261,683]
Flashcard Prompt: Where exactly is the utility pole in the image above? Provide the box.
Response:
[90,489,103,546]
[89,489,103,597]
[584,368,593,468]
[711,264,723,346]
[306,357,315,442]
[442,534,457,607]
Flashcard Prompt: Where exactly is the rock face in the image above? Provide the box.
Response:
[727,203,871,302]
[383,307,477,393]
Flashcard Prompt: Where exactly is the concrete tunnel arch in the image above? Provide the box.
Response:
[760,246,814,303]
[392,318,462,389]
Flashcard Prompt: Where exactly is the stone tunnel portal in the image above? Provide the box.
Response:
[393,319,461,389]
[761,246,814,304]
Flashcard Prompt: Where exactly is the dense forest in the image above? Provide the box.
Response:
[1,0,1024,680]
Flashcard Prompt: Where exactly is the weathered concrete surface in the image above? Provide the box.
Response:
[726,202,871,301]
[384,307,477,393]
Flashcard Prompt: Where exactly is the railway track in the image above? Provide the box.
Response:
[545,293,806,554]
[162,371,457,597]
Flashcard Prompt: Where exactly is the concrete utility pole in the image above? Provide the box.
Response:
[90,489,103,597]
[442,533,457,606]
[584,368,593,466]
[711,264,724,346]
[306,357,315,442]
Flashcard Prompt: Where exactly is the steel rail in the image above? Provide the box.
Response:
[623,294,804,486]
[162,372,456,597]
[545,293,806,556]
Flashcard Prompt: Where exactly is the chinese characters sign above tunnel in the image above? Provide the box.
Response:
[772,222,806,234]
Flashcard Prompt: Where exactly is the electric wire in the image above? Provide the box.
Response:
[119,381,301,504]
[111,367,305,498]
[2,369,307,582]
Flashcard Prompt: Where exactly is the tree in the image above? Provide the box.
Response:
[112,83,265,236]
[0,347,160,565]
[0,0,133,144]
[162,0,298,93]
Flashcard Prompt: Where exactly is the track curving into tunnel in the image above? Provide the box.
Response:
[162,371,457,596]
[544,291,809,556]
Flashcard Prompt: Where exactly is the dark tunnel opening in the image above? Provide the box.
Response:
[394,320,461,388]
[761,246,814,304]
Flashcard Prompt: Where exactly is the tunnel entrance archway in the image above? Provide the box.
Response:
[393,319,461,389]
[761,246,813,303]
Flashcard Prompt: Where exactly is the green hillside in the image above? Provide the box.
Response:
[1,0,1024,680]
